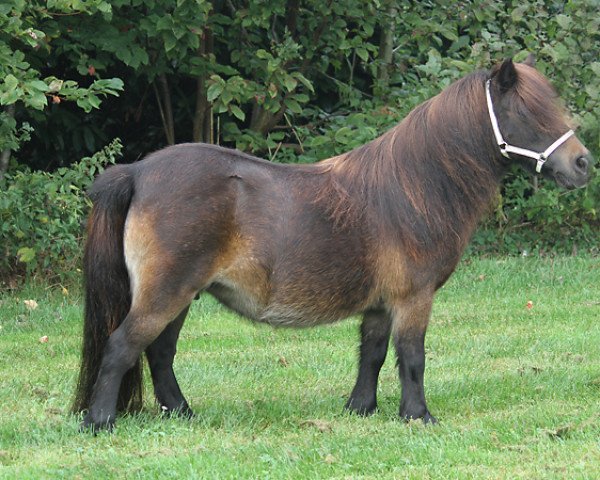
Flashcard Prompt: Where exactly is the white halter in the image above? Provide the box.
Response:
[485,79,574,173]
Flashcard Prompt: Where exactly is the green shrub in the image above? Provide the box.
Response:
[472,170,600,255]
[0,139,122,281]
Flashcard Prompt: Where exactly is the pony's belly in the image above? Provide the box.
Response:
[206,251,372,327]
[206,281,266,321]
[258,304,347,327]
[206,280,349,327]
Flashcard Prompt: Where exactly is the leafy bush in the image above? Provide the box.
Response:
[0,1,123,161]
[471,170,599,255]
[2,1,598,267]
[0,139,122,281]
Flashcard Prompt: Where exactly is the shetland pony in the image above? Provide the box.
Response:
[73,58,591,431]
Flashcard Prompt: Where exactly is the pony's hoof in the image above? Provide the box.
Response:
[422,412,438,425]
[180,406,195,419]
[79,413,115,433]
[344,397,377,416]
[159,403,195,419]
[400,410,438,425]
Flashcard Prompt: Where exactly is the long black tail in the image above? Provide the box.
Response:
[72,165,143,414]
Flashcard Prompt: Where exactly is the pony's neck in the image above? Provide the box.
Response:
[323,71,507,256]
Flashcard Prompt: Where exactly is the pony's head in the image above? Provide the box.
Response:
[487,56,592,189]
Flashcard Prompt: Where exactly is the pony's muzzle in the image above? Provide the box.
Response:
[574,154,590,176]
[556,151,594,189]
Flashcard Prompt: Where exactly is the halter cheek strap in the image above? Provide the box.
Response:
[485,79,574,173]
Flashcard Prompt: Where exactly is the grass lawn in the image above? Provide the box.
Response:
[0,256,598,479]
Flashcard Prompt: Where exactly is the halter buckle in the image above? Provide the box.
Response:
[536,156,546,173]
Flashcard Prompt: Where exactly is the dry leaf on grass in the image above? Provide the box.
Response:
[278,355,289,367]
[24,299,38,310]
[544,415,598,440]
[300,419,333,433]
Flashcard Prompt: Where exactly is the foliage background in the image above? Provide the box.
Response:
[0,0,598,281]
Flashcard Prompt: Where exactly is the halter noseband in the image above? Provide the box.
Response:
[485,79,574,173]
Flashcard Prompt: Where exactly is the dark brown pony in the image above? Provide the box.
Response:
[73,58,592,431]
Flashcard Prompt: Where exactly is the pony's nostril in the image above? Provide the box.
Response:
[575,156,588,172]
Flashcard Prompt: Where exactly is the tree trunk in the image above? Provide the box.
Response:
[192,27,214,143]
[285,0,300,40]
[249,103,276,136]
[153,74,175,145]
[192,76,208,143]
[376,1,396,96]
[0,104,16,180]
[248,1,333,138]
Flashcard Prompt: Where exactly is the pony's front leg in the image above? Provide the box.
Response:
[392,295,437,424]
[345,310,392,415]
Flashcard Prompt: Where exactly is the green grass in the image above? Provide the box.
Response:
[0,256,599,479]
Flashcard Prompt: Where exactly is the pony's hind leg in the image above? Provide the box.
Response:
[145,305,193,418]
[82,315,143,431]
[82,300,191,431]
[345,310,392,415]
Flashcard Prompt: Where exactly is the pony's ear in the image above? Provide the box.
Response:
[491,58,518,92]
[523,53,536,67]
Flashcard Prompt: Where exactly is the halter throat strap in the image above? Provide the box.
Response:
[485,79,574,173]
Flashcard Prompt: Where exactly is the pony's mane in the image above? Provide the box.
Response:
[315,65,564,257]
